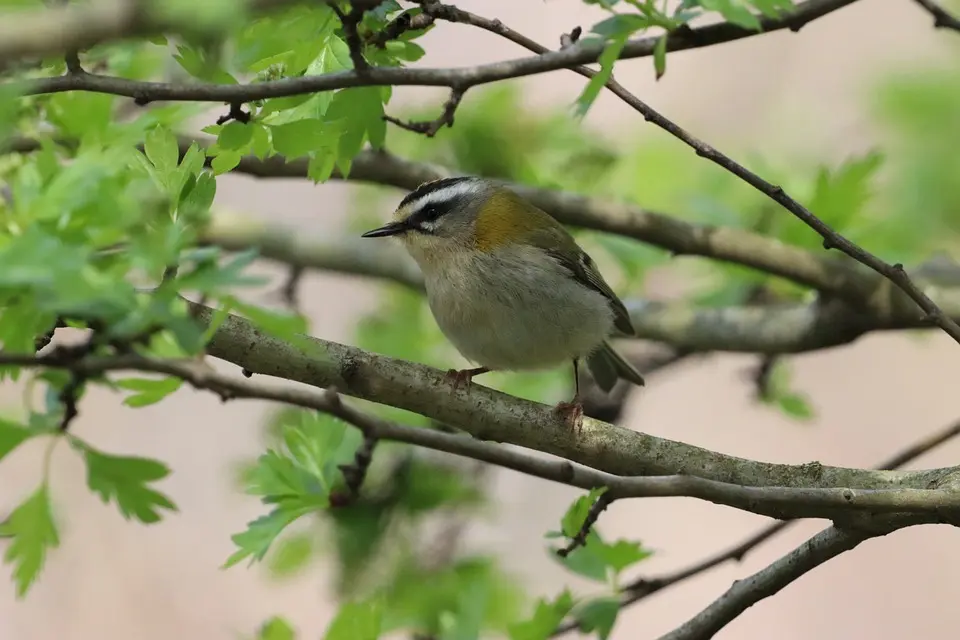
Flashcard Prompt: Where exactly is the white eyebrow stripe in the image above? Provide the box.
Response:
[406,180,481,215]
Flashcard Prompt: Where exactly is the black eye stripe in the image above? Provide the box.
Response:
[408,195,463,229]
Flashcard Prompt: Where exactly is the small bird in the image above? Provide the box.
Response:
[361,176,645,427]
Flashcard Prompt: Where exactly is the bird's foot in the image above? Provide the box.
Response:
[444,366,490,391]
[554,396,585,435]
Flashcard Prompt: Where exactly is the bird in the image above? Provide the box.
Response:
[360,176,645,428]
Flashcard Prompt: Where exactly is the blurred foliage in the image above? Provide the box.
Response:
[0,0,957,637]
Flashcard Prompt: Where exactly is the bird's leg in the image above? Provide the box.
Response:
[444,366,491,391]
[554,358,585,434]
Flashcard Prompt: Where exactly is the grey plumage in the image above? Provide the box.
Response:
[361,176,645,396]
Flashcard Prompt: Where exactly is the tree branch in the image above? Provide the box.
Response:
[0,0,303,65]
[198,210,960,355]
[168,138,881,300]
[13,2,955,340]
[911,0,960,31]
[2,134,887,303]
[3,0,856,76]
[7,346,960,523]
[658,524,890,640]
[181,302,960,497]
[547,418,960,637]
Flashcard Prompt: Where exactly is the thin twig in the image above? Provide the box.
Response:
[657,525,882,640]
[911,0,960,31]
[330,1,371,72]
[556,491,615,557]
[383,86,465,136]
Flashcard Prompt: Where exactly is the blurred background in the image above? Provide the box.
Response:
[4,0,960,637]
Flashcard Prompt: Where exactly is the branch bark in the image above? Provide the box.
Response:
[173,301,960,498]
[9,345,960,523]
[658,524,890,640]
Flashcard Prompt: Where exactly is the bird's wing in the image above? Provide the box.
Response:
[517,197,635,336]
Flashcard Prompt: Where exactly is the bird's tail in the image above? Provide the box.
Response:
[586,341,646,393]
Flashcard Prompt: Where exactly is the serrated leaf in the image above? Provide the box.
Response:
[323,600,382,640]
[595,539,652,574]
[0,485,59,597]
[553,532,608,582]
[508,589,575,640]
[560,487,607,537]
[575,597,620,640]
[145,126,179,174]
[82,446,178,524]
[224,508,303,568]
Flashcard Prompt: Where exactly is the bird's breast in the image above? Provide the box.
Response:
[420,246,615,370]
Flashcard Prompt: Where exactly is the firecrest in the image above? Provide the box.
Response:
[361,176,645,425]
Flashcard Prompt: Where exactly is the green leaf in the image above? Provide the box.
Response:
[574,597,620,640]
[258,616,297,640]
[266,530,316,577]
[308,150,337,183]
[81,446,178,524]
[574,34,628,118]
[700,0,761,29]
[553,534,609,582]
[179,171,217,217]
[807,152,884,235]
[270,119,329,159]
[145,126,180,174]
[218,121,255,150]
[227,412,359,568]
[222,296,309,342]
[323,600,382,640]
[224,508,303,568]
[325,86,387,172]
[0,485,60,597]
[595,539,652,574]
[211,150,242,174]
[778,393,815,420]
[560,487,607,538]
[591,14,650,38]
[508,590,575,640]
[115,376,183,407]
[653,34,667,80]
[0,418,37,463]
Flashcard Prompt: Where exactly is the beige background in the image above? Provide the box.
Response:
[3,0,960,638]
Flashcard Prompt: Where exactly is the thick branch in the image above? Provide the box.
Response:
[173,301,960,497]
[8,348,960,522]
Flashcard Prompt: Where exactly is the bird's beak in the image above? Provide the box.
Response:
[361,221,408,238]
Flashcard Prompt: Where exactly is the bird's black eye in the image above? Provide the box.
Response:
[421,205,441,221]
